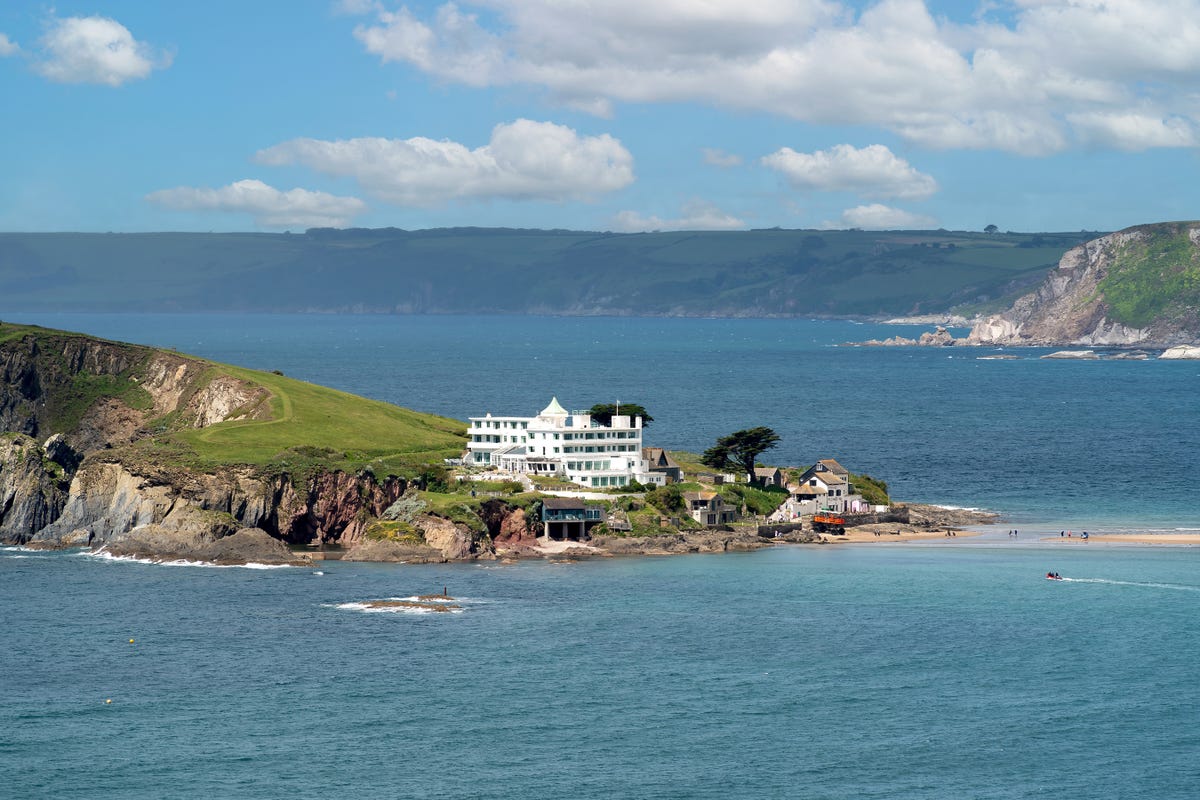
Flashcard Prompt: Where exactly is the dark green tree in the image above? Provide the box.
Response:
[984,224,999,234]
[589,403,653,427]
[700,427,781,484]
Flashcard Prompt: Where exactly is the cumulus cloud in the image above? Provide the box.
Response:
[762,144,937,199]
[35,15,171,86]
[146,180,367,229]
[702,148,743,168]
[349,0,1200,155]
[611,201,747,232]
[0,33,19,57]
[256,119,634,205]
[1066,111,1197,150]
[828,203,936,230]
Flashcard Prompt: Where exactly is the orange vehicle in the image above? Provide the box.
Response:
[812,512,846,534]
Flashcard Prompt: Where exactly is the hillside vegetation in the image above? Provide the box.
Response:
[0,227,1094,317]
[1099,223,1200,328]
[0,322,466,477]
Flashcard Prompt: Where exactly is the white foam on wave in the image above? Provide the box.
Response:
[82,549,294,569]
[395,594,461,604]
[327,601,465,615]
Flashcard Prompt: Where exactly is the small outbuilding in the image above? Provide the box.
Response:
[541,497,604,540]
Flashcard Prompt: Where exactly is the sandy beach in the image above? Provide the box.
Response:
[1040,533,1200,545]
[818,524,980,543]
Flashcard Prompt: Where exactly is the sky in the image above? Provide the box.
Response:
[3,0,1200,234]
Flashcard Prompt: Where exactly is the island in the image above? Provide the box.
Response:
[0,322,993,566]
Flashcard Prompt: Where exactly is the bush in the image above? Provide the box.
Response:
[850,473,890,506]
[645,484,684,513]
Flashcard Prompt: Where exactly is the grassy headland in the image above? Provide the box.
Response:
[0,322,466,478]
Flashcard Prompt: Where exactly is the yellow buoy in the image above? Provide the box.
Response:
[105,699,112,704]
[129,639,135,644]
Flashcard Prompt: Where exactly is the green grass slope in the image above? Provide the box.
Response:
[0,322,466,477]
[164,363,466,475]
[1099,222,1200,329]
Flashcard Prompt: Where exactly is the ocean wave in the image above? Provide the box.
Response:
[82,550,294,569]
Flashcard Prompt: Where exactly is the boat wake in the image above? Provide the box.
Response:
[1061,577,1200,592]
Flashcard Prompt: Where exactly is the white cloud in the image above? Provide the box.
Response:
[611,201,747,232]
[349,0,1200,155]
[702,148,743,168]
[0,33,19,57]
[256,119,634,205]
[334,0,381,14]
[828,203,937,230]
[35,15,171,86]
[1066,111,1197,150]
[762,144,937,199]
[146,180,367,229]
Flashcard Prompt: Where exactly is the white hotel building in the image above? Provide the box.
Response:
[466,398,665,489]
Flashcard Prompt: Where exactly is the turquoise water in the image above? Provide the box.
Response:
[5,312,1198,529]
[4,542,1199,799]
[3,312,1199,797]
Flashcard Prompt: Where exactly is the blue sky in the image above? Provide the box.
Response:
[3,0,1200,233]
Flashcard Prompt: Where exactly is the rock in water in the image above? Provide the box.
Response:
[1159,345,1200,359]
[1041,350,1100,359]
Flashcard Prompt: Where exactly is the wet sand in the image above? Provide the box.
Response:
[820,525,980,543]
[1040,533,1200,545]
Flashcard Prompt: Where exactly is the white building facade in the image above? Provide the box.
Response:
[466,398,665,489]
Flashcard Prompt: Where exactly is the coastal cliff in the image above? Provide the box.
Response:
[0,322,470,563]
[965,223,1200,347]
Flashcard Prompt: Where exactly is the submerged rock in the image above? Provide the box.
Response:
[1041,350,1100,359]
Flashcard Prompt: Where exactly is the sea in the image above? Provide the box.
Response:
[2,312,1199,799]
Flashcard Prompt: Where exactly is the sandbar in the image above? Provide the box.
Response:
[1040,533,1200,545]
[819,526,980,543]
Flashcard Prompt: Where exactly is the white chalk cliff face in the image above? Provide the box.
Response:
[966,226,1199,347]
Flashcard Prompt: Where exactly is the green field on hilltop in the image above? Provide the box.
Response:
[0,322,467,477]
[162,364,467,474]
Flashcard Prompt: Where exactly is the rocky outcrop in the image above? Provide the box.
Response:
[18,458,408,553]
[0,434,71,543]
[1160,345,1200,359]
[590,529,768,555]
[98,505,305,565]
[0,330,271,454]
[965,225,1200,347]
[341,538,446,563]
[898,503,999,528]
[860,326,963,347]
[1041,350,1100,359]
[418,514,494,560]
